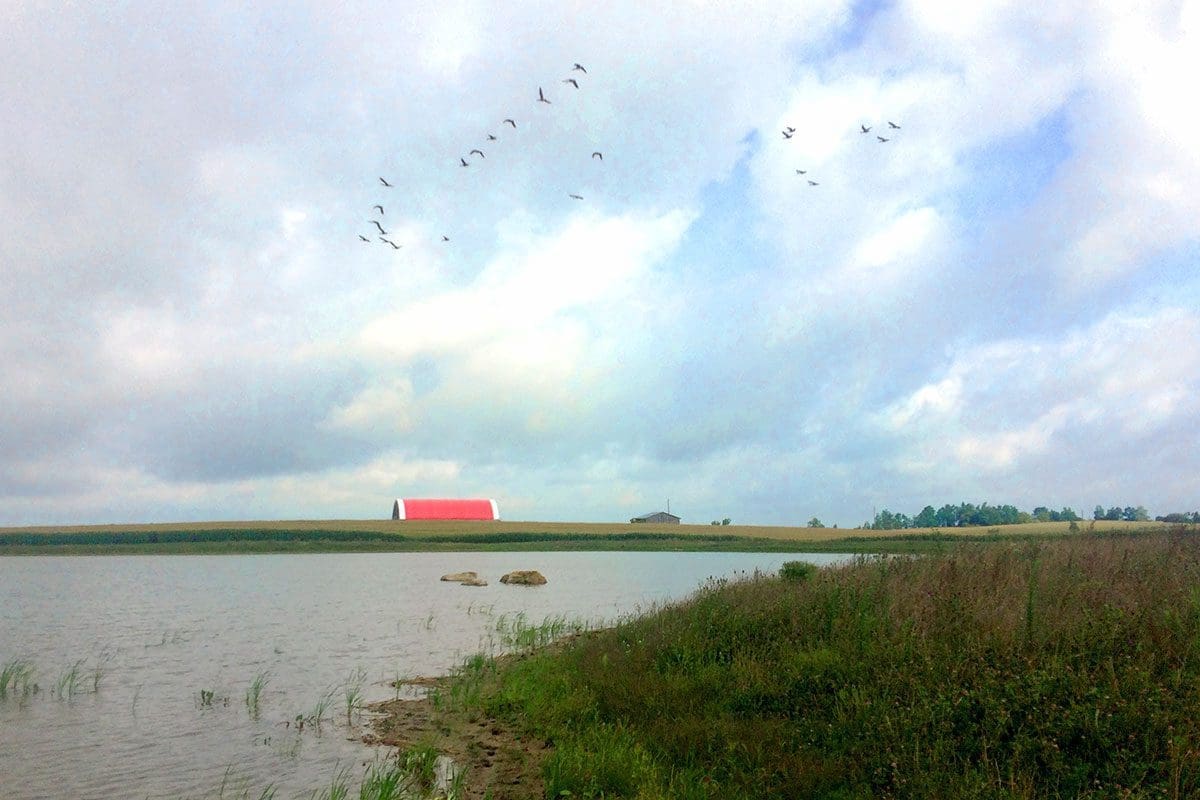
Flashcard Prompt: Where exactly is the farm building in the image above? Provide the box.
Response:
[630,511,680,524]
[392,498,500,521]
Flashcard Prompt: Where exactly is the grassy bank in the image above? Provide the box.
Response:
[0,518,1165,555]
[402,528,1200,798]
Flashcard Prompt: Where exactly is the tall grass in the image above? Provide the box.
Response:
[54,659,86,700]
[245,670,270,719]
[343,667,366,725]
[0,658,37,700]
[441,531,1200,798]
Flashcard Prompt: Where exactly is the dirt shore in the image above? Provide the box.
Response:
[365,678,549,799]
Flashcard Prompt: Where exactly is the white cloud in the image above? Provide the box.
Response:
[879,307,1200,478]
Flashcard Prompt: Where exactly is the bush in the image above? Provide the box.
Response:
[779,560,817,581]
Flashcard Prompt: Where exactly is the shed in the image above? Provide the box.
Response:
[630,511,681,524]
[392,498,500,521]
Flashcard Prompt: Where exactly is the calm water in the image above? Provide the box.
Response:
[0,551,849,799]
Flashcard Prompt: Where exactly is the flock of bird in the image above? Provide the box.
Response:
[357,62,602,251]
[782,119,901,186]
[356,64,903,250]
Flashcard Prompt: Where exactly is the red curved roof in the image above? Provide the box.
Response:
[393,498,499,520]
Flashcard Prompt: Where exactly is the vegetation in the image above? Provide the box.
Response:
[0,518,1168,555]
[244,670,269,719]
[422,528,1200,798]
[867,501,1083,529]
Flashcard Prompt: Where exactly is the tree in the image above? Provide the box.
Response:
[914,505,938,528]
[807,517,825,528]
[721,518,731,526]
[1094,505,1105,521]
[1105,506,1122,521]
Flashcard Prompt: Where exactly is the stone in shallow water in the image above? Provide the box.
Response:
[440,571,479,582]
[499,570,547,586]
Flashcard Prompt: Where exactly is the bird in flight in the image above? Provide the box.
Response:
[470,149,485,158]
[782,130,794,139]
[573,63,587,73]
[877,136,889,142]
[381,238,400,249]
[441,235,450,242]
[487,133,497,141]
[860,125,871,133]
[370,220,387,235]
[537,87,551,103]
[569,194,583,200]
[503,118,516,127]
[784,126,795,133]
[888,121,901,129]
[460,157,469,167]
[373,205,384,215]
[563,78,579,88]
[379,177,393,187]
[592,151,603,160]
[358,235,369,242]
[795,169,807,174]
[808,180,819,186]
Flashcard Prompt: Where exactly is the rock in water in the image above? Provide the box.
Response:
[440,571,479,583]
[499,570,547,586]
[461,577,488,586]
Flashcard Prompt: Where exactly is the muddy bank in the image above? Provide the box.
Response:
[366,678,549,799]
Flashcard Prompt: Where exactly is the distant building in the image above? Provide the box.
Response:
[630,511,680,524]
[392,498,500,521]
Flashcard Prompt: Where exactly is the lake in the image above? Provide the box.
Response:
[0,551,850,799]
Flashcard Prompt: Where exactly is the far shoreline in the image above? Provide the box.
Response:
[0,518,1175,556]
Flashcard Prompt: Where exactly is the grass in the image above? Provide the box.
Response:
[245,670,270,719]
[425,528,1200,798]
[0,518,1170,555]
[54,659,86,700]
[0,658,37,700]
[343,667,366,725]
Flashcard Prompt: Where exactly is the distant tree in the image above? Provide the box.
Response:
[914,505,938,528]
[1105,506,1122,521]
[1033,506,1052,522]
[1094,505,1106,521]
[1059,507,1080,522]
[721,518,731,526]
[936,504,961,527]
[807,517,825,528]
[710,520,721,526]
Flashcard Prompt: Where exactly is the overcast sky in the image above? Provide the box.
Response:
[2,1,1197,528]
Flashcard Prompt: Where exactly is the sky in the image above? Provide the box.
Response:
[2,0,1198,528]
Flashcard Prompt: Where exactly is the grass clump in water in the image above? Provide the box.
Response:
[435,531,1200,798]
[0,658,37,700]
[245,670,270,719]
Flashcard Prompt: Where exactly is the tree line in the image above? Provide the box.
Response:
[855,501,1195,530]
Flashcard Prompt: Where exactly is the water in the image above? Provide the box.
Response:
[0,550,849,799]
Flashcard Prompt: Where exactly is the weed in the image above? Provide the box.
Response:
[779,560,817,581]
[54,659,85,700]
[342,667,366,725]
[0,658,36,701]
[245,670,270,719]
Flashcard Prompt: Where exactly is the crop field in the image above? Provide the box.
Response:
[0,517,1171,555]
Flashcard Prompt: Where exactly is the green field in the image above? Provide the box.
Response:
[0,518,1170,555]
[399,527,1200,798]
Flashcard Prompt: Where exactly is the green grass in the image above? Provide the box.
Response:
[434,529,1200,798]
[0,658,37,700]
[244,670,270,719]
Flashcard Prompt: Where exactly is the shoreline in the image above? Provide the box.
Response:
[0,519,1176,556]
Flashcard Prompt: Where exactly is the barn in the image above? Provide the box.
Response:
[392,498,500,521]
[630,511,681,524]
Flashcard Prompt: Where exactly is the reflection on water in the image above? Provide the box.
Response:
[0,550,849,799]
